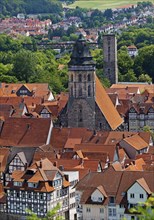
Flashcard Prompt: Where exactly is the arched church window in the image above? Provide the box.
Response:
[71,86,73,96]
[79,87,82,97]
[88,74,91,81]
[88,85,91,97]
[71,74,73,82]
[79,105,82,122]
[79,74,82,82]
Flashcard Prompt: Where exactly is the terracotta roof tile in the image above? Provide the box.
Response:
[123,134,149,150]
[50,128,93,151]
[111,83,153,93]
[95,76,123,130]
[76,168,154,205]
[0,118,52,147]
[74,143,116,161]
[0,182,6,203]
[64,138,82,149]
[1,83,51,99]
[136,178,152,194]
[0,148,10,172]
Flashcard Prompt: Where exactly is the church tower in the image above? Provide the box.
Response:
[67,35,96,129]
[58,35,123,131]
[103,34,118,85]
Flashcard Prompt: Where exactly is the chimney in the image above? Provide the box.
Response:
[0,117,5,134]
[59,165,64,171]
[27,123,30,130]
[40,159,42,168]
[53,161,57,167]
[80,158,84,167]
[93,130,96,136]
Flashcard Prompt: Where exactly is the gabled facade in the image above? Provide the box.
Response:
[75,169,154,220]
[5,158,71,219]
[128,105,154,131]
[119,133,149,159]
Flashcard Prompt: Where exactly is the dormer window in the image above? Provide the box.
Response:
[109,196,115,204]
[53,179,62,187]
[20,90,27,94]
[28,182,38,188]
[79,87,82,97]
[98,197,103,202]
[71,86,73,96]
[11,90,16,94]
[14,181,22,187]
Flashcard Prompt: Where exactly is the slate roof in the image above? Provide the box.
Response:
[68,35,95,66]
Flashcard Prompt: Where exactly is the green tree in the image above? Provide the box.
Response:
[104,9,113,19]
[130,195,154,220]
[26,203,64,220]
[118,47,134,74]
[13,49,38,82]
[119,69,137,82]
[138,74,152,83]
[134,45,154,81]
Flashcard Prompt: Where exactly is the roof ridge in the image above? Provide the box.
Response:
[39,168,48,181]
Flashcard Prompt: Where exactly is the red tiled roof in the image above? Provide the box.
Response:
[1,83,51,99]
[95,76,123,130]
[0,118,52,147]
[123,134,149,150]
[0,148,10,172]
[64,138,82,149]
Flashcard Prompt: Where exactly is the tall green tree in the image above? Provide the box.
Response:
[118,47,134,74]
[13,49,38,82]
[134,45,154,81]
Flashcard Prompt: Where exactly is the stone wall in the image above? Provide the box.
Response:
[95,103,111,131]
[67,98,95,130]
[103,34,118,85]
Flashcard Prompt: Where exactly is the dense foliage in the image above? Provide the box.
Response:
[116,27,154,83]
[64,2,153,28]
[129,195,154,220]
[0,24,153,94]
[0,0,62,17]
[0,34,69,93]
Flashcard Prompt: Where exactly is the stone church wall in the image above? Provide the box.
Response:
[68,98,95,130]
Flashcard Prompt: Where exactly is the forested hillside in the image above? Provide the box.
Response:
[0,0,62,17]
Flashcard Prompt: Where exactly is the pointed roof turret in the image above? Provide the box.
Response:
[69,34,95,66]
